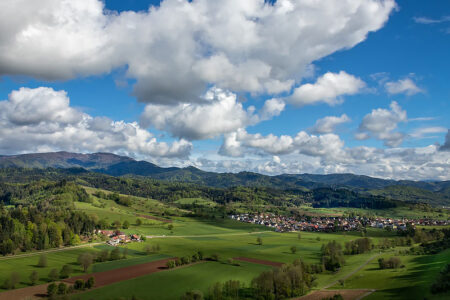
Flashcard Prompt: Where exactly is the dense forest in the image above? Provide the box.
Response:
[0,180,96,255]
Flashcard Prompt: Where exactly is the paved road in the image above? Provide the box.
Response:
[0,242,104,260]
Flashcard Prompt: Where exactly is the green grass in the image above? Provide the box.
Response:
[73,261,272,300]
[330,249,450,300]
[0,246,99,290]
[175,197,217,207]
[0,244,164,291]
[92,253,170,273]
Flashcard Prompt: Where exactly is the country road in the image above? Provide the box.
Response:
[0,242,104,260]
[146,231,272,239]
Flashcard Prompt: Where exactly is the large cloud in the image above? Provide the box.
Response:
[356,101,407,147]
[140,88,285,140]
[288,71,366,106]
[0,87,191,158]
[0,0,396,104]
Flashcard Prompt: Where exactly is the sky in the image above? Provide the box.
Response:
[0,0,449,180]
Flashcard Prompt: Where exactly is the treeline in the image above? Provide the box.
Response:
[311,188,399,209]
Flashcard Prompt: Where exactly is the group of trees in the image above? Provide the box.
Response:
[251,260,318,299]
[93,191,132,207]
[344,238,373,255]
[166,251,204,269]
[321,241,345,272]
[377,257,403,269]
[47,276,94,299]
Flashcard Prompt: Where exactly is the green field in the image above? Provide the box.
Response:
[331,249,450,300]
[0,245,165,291]
[0,186,449,299]
[74,261,271,300]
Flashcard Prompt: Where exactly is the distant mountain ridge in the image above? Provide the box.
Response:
[0,152,449,195]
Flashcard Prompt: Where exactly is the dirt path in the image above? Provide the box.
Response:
[0,242,104,261]
[146,231,271,239]
[233,257,284,267]
[321,253,380,290]
[295,253,380,300]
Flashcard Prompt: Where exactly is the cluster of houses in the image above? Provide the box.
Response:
[230,213,449,233]
[95,230,143,246]
[369,217,449,230]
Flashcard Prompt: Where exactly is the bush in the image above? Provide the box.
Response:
[97,249,110,262]
[181,256,191,265]
[3,272,20,289]
[123,220,130,229]
[48,268,59,282]
[38,254,48,267]
[210,253,219,261]
[59,264,73,279]
[85,277,95,289]
[180,290,203,300]
[57,282,67,295]
[110,247,121,260]
[291,245,297,254]
[136,218,143,226]
[322,294,344,300]
[256,237,263,245]
[47,283,58,297]
[74,279,85,290]
[166,260,176,269]
[29,270,39,286]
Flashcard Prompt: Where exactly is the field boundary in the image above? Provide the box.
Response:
[233,257,284,267]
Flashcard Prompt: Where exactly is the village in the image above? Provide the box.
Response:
[95,230,144,246]
[230,213,449,233]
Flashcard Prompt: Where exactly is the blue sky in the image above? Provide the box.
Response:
[0,0,449,180]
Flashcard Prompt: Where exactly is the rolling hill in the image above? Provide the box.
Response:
[0,152,449,206]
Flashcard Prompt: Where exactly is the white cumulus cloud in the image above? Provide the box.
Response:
[356,101,407,147]
[140,87,285,140]
[310,114,351,134]
[0,0,396,105]
[385,78,423,96]
[288,71,366,107]
[0,87,191,158]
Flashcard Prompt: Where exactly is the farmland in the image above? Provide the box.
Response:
[0,175,449,299]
